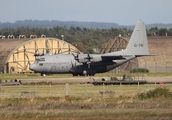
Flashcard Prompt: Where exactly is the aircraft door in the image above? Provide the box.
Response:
[39,63,47,72]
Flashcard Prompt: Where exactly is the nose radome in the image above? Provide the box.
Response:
[29,64,35,71]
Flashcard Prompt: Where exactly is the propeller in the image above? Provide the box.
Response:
[72,52,93,68]
[84,52,93,61]
[84,52,93,68]
[72,52,80,62]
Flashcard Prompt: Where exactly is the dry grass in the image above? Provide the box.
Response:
[2,84,172,98]
[0,96,172,120]
[1,72,172,81]
[1,73,172,119]
[0,85,172,119]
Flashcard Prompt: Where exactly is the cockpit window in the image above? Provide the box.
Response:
[39,57,45,61]
[39,63,43,66]
[35,57,45,64]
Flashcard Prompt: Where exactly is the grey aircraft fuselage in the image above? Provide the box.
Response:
[30,53,134,76]
[29,21,152,76]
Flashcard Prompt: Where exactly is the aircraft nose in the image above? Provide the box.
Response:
[29,64,36,71]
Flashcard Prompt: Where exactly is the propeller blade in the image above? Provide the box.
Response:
[88,52,92,61]
[72,53,79,62]
[84,52,93,61]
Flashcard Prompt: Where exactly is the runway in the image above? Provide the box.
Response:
[18,76,172,85]
[19,77,93,84]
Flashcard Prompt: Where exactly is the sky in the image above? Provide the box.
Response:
[0,0,172,25]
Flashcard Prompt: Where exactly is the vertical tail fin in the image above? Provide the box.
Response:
[125,21,150,56]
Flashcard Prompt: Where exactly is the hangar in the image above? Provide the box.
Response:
[0,36,80,73]
[99,36,172,73]
[99,36,138,72]
[0,35,137,74]
[1,35,172,74]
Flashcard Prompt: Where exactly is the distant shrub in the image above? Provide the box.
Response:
[138,87,172,99]
[130,68,149,73]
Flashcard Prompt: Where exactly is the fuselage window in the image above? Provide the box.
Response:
[39,63,43,66]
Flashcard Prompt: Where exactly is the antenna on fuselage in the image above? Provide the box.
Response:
[34,48,45,56]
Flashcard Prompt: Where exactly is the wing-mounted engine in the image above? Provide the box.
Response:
[90,55,102,62]
[73,53,102,63]
[72,53,102,68]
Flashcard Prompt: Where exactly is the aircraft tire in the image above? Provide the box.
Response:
[72,74,78,76]
[88,74,94,76]
[41,73,46,76]
[79,74,84,76]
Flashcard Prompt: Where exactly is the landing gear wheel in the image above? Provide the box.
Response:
[89,74,95,76]
[72,73,78,76]
[41,73,46,76]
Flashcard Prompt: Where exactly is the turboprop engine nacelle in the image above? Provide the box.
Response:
[77,55,102,63]
[90,55,102,62]
[77,56,89,63]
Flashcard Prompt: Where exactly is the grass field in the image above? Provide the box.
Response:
[0,84,172,119]
[1,84,172,98]
[0,73,172,119]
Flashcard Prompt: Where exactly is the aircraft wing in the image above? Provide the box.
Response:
[73,53,134,63]
[101,55,125,60]
[101,55,134,60]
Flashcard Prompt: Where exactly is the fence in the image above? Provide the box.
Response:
[126,57,172,73]
[0,83,171,98]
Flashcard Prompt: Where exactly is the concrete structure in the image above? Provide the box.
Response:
[1,35,172,74]
[138,36,172,72]
[99,36,138,72]
[99,37,128,53]
[0,37,80,73]
[99,36,172,72]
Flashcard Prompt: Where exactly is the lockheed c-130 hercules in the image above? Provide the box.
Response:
[29,21,152,76]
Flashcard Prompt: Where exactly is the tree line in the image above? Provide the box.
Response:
[0,26,172,53]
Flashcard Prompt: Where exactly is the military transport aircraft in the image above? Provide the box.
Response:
[29,21,152,76]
